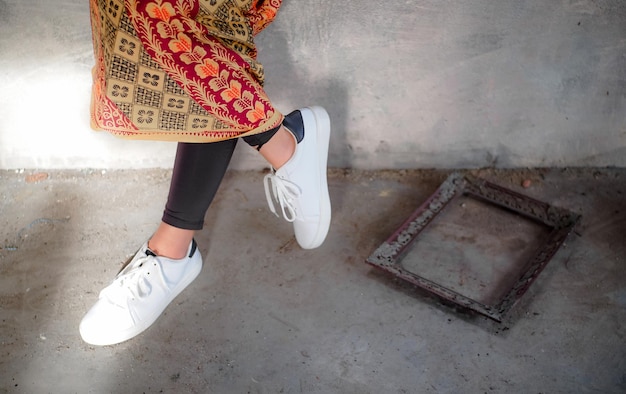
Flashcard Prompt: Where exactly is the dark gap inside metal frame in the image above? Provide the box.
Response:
[366,172,581,322]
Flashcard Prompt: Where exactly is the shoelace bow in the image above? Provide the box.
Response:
[264,170,302,222]
[101,252,158,305]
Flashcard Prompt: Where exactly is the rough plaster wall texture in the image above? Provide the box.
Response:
[0,0,624,170]
[260,0,626,169]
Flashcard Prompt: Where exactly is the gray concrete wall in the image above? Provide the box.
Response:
[1,0,625,169]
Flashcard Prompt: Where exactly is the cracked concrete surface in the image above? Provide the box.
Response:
[0,168,624,393]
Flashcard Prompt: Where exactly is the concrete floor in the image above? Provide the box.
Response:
[0,167,624,393]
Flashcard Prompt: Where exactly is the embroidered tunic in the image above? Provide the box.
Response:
[89,0,283,142]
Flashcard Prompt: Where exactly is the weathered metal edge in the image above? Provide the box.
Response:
[366,171,581,322]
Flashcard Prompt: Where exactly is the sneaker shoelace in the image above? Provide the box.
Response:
[100,251,161,307]
[264,170,302,222]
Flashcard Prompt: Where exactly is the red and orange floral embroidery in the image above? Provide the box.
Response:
[195,57,219,78]
[168,32,192,53]
[145,2,175,22]
[220,80,242,102]
[180,45,207,64]
[106,0,283,139]
[208,69,231,91]
[248,0,282,35]
[156,18,184,38]
[245,100,266,123]
[232,90,253,112]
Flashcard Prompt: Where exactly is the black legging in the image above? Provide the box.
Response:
[162,126,280,230]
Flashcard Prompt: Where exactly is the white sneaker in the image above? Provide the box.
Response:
[264,106,331,249]
[79,240,202,346]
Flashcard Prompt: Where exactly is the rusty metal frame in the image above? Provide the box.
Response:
[366,172,581,322]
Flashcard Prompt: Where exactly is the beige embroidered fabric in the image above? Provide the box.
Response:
[89,0,283,142]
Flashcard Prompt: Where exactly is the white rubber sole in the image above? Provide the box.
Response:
[298,106,331,249]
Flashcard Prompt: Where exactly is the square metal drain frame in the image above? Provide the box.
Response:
[366,172,581,322]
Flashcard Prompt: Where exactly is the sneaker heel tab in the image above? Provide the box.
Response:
[283,110,304,143]
[188,239,198,258]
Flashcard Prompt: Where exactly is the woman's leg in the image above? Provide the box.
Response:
[80,138,239,346]
[148,119,298,260]
[243,124,296,169]
[148,138,239,259]
[255,126,296,168]
[79,113,329,346]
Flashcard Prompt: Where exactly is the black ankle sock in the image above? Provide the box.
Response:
[243,110,304,150]
[243,124,280,150]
